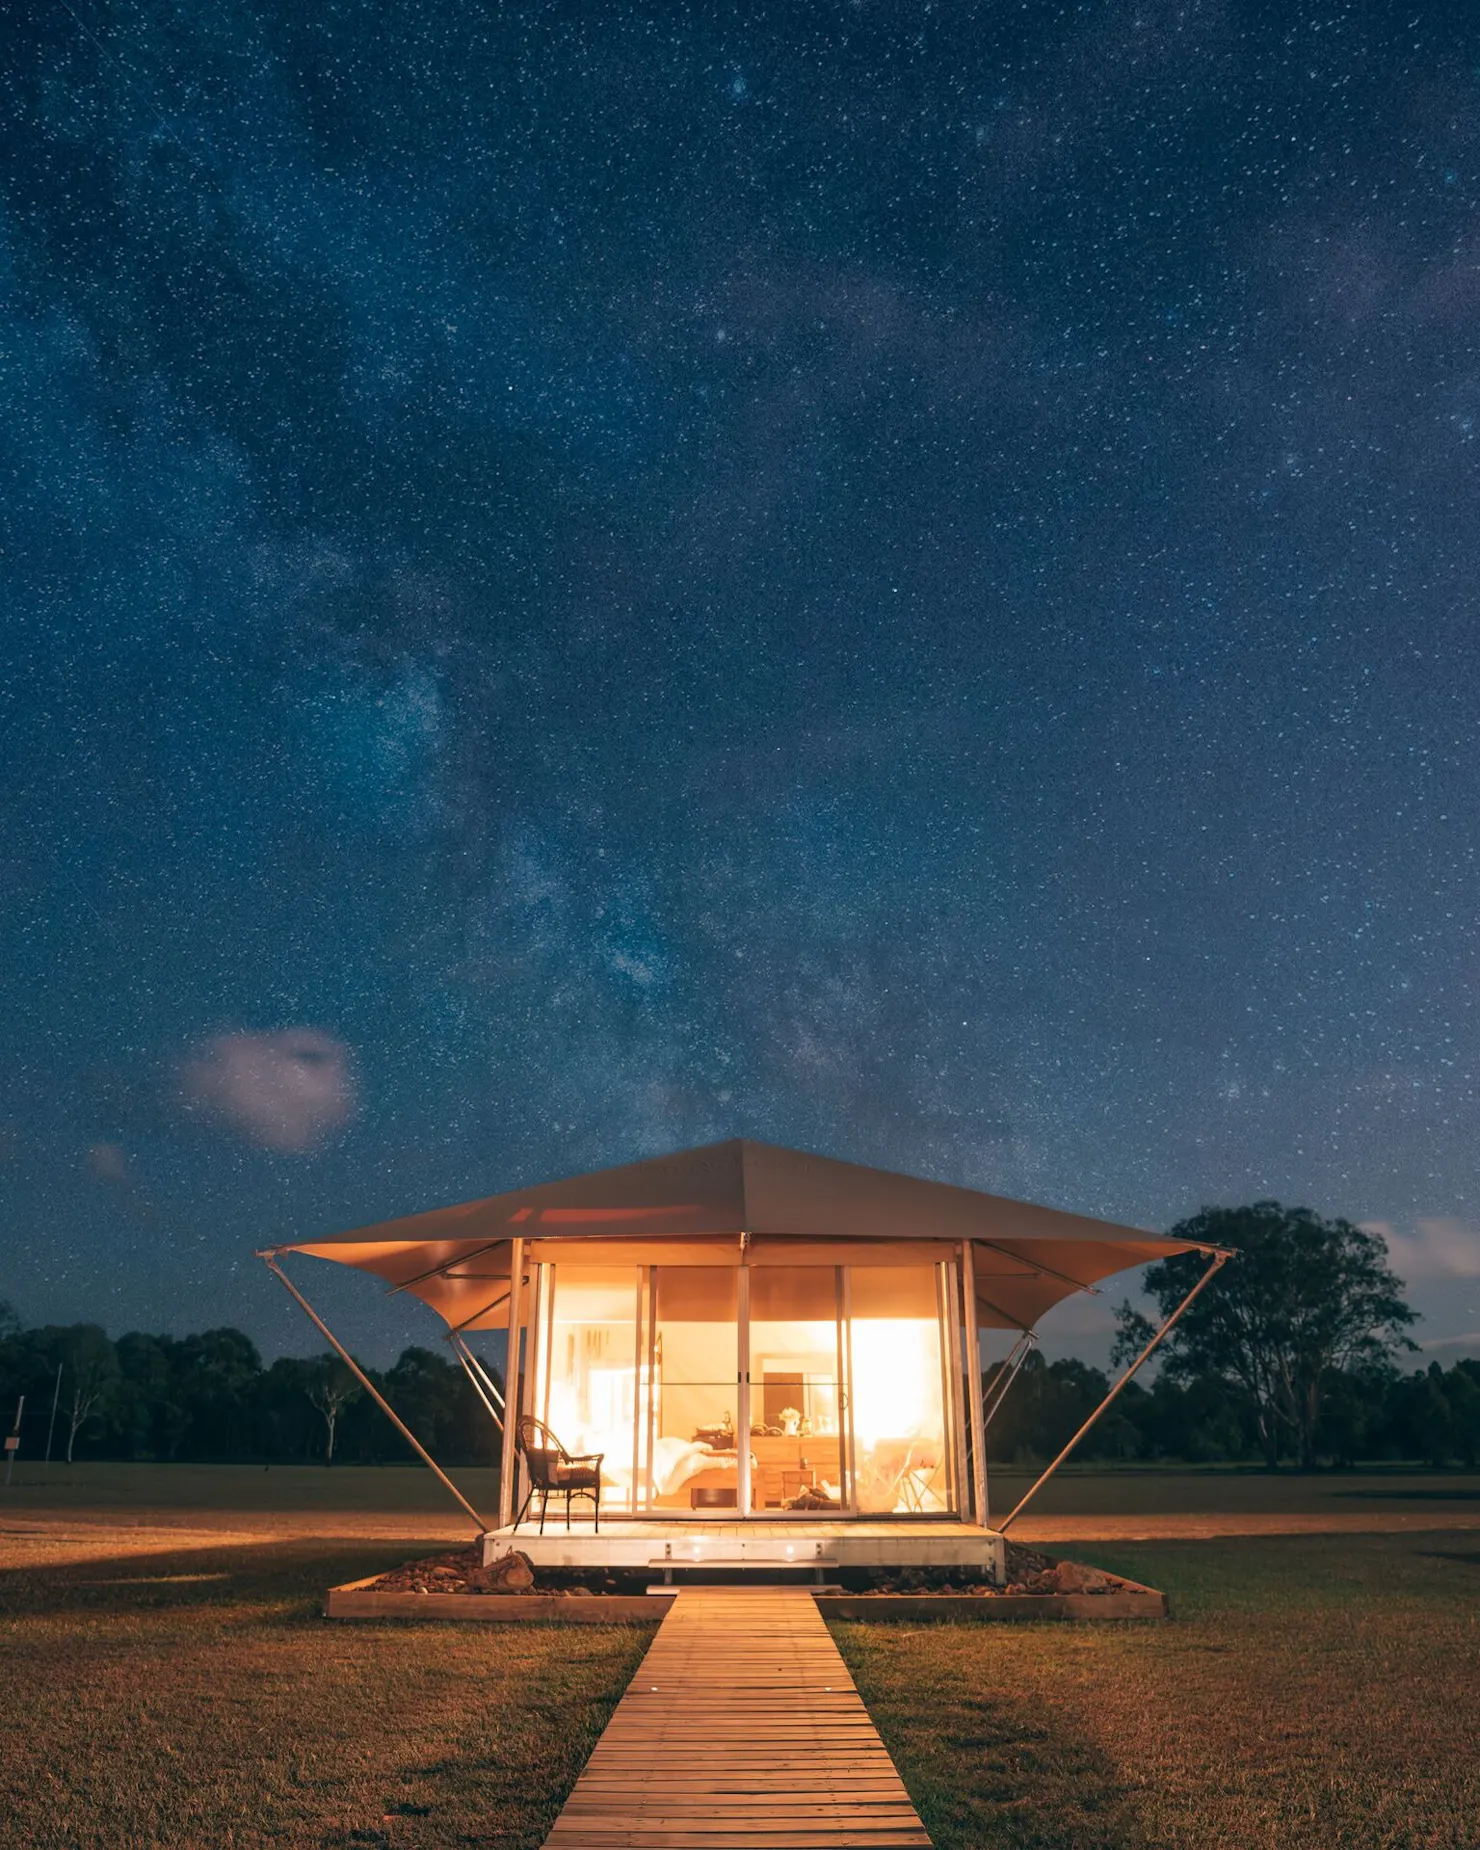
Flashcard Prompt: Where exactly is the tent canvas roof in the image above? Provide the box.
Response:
[266,1139,1215,1333]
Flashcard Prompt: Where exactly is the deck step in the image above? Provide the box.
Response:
[646,1556,840,1567]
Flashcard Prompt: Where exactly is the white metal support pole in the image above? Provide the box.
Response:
[261,1255,487,1532]
[832,1265,849,1513]
[941,1258,970,1519]
[541,1263,556,1429]
[736,1261,752,1516]
[450,1336,504,1431]
[960,1241,990,1528]
[630,1266,645,1517]
[981,1332,1035,1433]
[997,1251,1229,1533]
[497,1236,524,1531]
[643,1265,658,1512]
[455,1336,507,1421]
[840,1265,857,1513]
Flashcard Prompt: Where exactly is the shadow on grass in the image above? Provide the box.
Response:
[0,1536,455,1623]
[832,1621,1144,1850]
[1416,1546,1480,1567]
[1334,1486,1480,1501]
[3,1535,653,1850]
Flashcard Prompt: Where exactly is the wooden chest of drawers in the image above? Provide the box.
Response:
[749,1433,842,1509]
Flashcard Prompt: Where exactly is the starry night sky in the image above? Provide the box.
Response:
[4,1,1479,1362]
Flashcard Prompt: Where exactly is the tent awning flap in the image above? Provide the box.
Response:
[266,1138,1219,1333]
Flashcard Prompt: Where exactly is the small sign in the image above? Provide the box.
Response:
[3,1436,18,1452]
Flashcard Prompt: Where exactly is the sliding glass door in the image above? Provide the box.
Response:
[641,1266,742,1512]
[538,1264,644,1513]
[745,1266,847,1513]
[847,1264,955,1514]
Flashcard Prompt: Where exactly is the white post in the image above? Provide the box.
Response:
[982,1332,1035,1433]
[451,1336,504,1430]
[941,1258,970,1519]
[630,1266,645,1518]
[960,1241,990,1528]
[840,1265,857,1513]
[498,1237,524,1530]
[736,1263,752,1515]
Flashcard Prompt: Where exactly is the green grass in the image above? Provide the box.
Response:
[4,1470,1479,1848]
[0,1536,652,1849]
[0,1459,505,1516]
[832,1533,1480,1850]
[983,1463,1480,1520]
[5,1458,1478,1521]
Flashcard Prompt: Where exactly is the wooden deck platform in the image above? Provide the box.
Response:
[542,1587,932,1849]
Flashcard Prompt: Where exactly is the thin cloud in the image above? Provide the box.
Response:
[1363,1217,1480,1283]
[175,1030,357,1154]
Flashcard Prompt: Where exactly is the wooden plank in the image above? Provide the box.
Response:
[542,1588,931,1849]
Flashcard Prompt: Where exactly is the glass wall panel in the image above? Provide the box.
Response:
[747,1266,844,1511]
[848,1264,954,1514]
[645,1267,741,1512]
[541,1265,641,1512]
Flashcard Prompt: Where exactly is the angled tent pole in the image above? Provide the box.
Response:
[260,1253,489,1534]
[388,1238,509,1295]
[997,1251,1229,1534]
[449,1333,506,1431]
[981,1331,1036,1436]
[454,1335,507,1416]
[973,1237,1098,1296]
[449,1286,511,1337]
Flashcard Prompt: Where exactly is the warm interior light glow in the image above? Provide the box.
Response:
[542,1267,641,1508]
[849,1315,949,1512]
[531,1258,954,1518]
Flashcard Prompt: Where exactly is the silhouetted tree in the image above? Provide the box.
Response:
[61,1327,119,1461]
[305,1356,360,1463]
[0,1324,120,1461]
[1448,1361,1480,1467]
[1116,1203,1417,1468]
[173,1328,263,1460]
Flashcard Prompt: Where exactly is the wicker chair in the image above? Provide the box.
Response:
[513,1415,603,1533]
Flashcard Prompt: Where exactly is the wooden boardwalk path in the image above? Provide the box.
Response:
[543,1587,931,1849]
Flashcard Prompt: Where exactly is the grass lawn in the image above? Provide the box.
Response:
[834,1531,1480,1850]
[0,1534,652,1849]
[7,1459,1480,1529]
[4,1471,1479,1849]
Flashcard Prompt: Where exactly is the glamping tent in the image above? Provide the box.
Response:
[262,1139,1224,1571]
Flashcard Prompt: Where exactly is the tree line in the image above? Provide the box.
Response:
[1,1203,1475,1471]
[986,1349,1480,1470]
[0,1301,498,1468]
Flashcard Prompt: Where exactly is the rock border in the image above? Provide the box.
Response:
[325,1564,1168,1622]
[325,1575,672,1622]
[817,1581,1167,1621]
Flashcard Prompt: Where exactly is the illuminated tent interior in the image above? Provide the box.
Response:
[264,1139,1220,1529]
